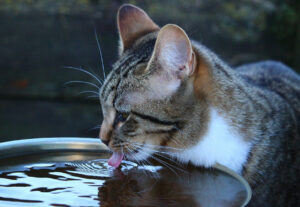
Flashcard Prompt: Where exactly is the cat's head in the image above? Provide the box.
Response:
[99,4,210,167]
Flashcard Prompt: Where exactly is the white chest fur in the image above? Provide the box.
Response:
[174,108,251,174]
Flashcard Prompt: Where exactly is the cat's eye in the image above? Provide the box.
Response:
[115,111,129,123]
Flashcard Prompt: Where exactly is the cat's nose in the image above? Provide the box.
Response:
[100,129,110,146]
[100,122,113,147]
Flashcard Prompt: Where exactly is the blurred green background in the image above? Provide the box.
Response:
[0,0,299,142]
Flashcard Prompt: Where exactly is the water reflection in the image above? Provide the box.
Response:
[0,160,247,207]
[97,165,246,207]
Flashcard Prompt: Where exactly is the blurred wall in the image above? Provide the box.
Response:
[0,0,299,141]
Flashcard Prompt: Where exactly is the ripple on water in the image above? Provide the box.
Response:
[0,158,248,207]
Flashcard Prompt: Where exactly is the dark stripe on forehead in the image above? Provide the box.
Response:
[100,54,131,100]
[121,55,148,78]
[132,111,178,126]
[119,39,155,77]
[100,72,116,99]
[110,56,149,105]
[112,79,121,106]
[101,39,156,101]
[114,39,156,76]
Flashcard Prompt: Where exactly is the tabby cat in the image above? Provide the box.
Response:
[99,4,300,206]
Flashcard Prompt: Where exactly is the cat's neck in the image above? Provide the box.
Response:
[176,43,257,172]
[191,43,260,141]
[175,107,251,173]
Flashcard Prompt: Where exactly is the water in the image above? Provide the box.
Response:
[0,152,248,207]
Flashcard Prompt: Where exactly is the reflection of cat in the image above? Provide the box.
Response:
[98,167,246,207]
[99,4,299,206]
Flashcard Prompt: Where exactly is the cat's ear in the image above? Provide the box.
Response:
[151,24,195,78]
[117,4,159,52]
[145,24,196,99]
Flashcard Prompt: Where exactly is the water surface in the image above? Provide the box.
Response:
[0,152,248,207]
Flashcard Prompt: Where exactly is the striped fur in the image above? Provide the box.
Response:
[99,4,300,207]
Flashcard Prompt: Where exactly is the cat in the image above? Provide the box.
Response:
[99,4,300,207]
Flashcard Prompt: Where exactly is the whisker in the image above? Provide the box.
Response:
[137,149,181,177]
[112,142,129,148]
[88,124,102,132]
[126,146,144,167]
[137,146,184,171]
[64,80,100,90]
[149,149,182,164]
[134,144,187,172]
[129,143,180,160]
[155,152,187,170]
[87,66,104,83]
[131,141,184,152]
[127,148,154,178]
[94,28,106,80]
[111,140,186,175]
[86,95,100,99]
[78,90,100,96]
[65,66,103,85]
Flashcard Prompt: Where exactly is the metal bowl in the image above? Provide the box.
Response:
[0,138,252,207]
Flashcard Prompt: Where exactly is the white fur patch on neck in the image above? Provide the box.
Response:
[175,108,251,174]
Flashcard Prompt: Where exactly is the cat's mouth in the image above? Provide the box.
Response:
[108,151,124,168]
[107,147,139,168]
[108,145,152,168]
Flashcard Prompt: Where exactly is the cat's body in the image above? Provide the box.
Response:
[234,61,300,206]
[99,4,299,206]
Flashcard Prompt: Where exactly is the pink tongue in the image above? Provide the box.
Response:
[108,152,124,168]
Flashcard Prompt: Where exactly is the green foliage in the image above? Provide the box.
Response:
[0,0,298,68]
[269,2,298,42]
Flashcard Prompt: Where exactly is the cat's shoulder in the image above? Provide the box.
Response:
[235,60,300,116]
[235,60,300,82]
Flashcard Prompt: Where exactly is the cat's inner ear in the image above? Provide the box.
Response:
[117,4,159,52]
[151,24,195,79]
[143,24,195,100]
